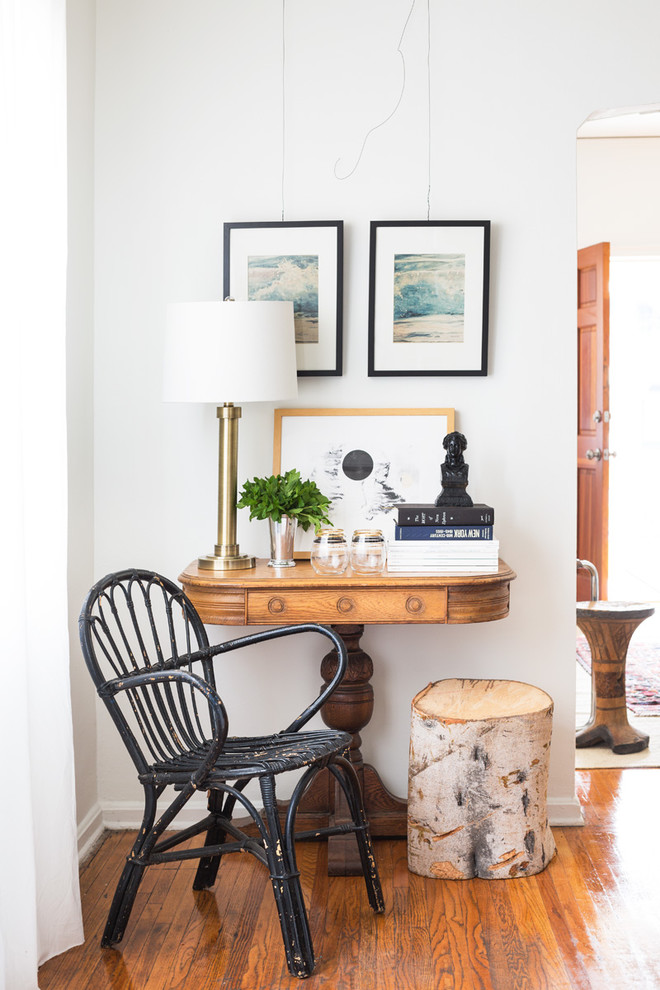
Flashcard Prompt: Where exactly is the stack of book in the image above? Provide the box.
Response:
[387,503,498,572]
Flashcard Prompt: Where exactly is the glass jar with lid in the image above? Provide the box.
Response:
[310,528,349,575]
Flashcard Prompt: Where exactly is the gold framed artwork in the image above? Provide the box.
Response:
[273,407,456,554]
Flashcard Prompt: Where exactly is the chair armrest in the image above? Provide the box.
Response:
[206,623,348,734]
[99,668,229,780]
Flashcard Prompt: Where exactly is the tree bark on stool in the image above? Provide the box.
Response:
[408,678,556,880]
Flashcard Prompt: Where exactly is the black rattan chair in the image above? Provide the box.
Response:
[79,569,384,979]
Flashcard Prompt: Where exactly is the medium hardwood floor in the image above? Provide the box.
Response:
[40,769,660,989]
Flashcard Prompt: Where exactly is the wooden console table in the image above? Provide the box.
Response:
[179,558,515,873]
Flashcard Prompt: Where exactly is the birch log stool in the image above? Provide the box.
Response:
[408,679,556,880]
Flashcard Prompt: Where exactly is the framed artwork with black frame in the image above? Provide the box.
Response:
[223,220,343,377]
[368,220,490,377]
[273,407,455,555]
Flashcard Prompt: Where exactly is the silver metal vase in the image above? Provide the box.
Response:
[268,515,297,567]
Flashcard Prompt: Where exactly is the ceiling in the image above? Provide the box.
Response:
[578,105,660,138]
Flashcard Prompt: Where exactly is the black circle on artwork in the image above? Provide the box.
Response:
[342,449,374,481]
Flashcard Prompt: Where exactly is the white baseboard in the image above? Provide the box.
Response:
[77,802,105,862]
[100,794,210,831]
[548,795,584,826]
[99,793,585,832]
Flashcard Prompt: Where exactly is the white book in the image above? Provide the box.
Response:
[387,540,500,559]
[389,547,498,562]
[386,563,500,573]
[388,548,498,559]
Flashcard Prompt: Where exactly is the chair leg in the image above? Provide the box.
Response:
[102,785,158,946]
[193,789,226,891]
[259,775,315,979]
[329,758,385,914]
[101,859,146,946]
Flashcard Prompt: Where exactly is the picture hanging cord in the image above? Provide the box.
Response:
[426,0,431,220]
[333,0,432,219]
[333,0,416,182]
[281,0,286,221]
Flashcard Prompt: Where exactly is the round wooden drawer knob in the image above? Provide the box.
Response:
[406,596,424,615]
[337,597,355,614]
[268,597,286,615]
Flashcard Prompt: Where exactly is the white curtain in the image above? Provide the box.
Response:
[0,0,84,987]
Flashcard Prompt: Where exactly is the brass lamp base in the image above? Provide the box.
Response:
[199,403,256,572]
[198,548,256,571]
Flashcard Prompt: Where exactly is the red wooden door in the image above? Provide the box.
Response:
[577,242,610,600]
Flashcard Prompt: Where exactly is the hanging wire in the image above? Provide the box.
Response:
[426,0,432,220]
[334,0,417,181]
[281,0,286,221]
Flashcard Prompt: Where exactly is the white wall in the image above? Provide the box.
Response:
[577,136,660,251]
[66,0,99,849]
[87,0,660,827]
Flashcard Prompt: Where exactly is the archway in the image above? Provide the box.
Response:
[577,104,660,643]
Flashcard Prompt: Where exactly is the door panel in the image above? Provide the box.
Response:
[577,242,610,600]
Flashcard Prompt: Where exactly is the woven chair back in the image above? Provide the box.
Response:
[79,569,218,775]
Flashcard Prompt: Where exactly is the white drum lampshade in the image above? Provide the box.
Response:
[163,300,297,404]
[163,299,298,569]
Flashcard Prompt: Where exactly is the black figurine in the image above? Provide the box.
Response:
[435,431,473,507]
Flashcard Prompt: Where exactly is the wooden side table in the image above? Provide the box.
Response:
[179,558,515,873]
[576,601,655,754]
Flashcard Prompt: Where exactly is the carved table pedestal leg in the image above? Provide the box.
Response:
[295,623,407,875]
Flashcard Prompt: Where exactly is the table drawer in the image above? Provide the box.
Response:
[247,588,448,624]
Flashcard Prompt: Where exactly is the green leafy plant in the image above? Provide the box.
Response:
[237,469,332,532]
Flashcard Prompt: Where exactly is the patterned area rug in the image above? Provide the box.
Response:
[576,634,660,715]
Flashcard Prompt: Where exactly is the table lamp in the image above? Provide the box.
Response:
[163,299,297,569]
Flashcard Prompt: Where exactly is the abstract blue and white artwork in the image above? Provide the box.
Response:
[248,255,319,343]
[393,253,465,344]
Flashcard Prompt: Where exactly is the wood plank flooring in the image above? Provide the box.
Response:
[39,769,660,989]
